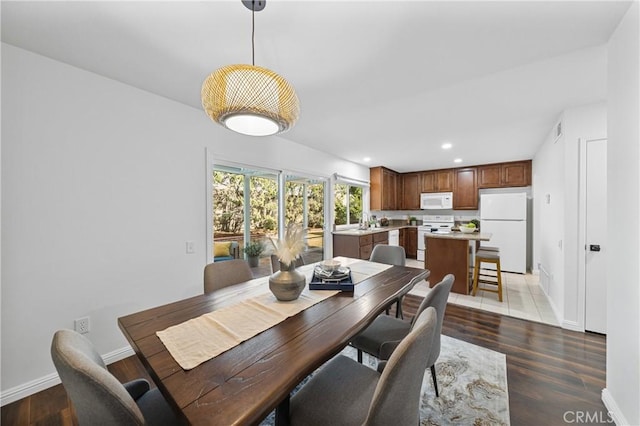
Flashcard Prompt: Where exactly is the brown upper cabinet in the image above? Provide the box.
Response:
[401,173,421,210]
[477,160,531,188]
[421,169,454,193]
[453,167,478,210]
[370,166,398,210]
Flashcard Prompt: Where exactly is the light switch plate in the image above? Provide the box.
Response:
[186,241,195,254]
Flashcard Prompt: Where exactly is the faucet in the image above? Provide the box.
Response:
[360,213,368,230]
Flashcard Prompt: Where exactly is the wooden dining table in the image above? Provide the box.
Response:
[118,257,429,425]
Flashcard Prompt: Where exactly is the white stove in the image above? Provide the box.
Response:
[417,215,454,261]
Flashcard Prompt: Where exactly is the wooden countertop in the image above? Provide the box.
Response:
[424,231,492,241]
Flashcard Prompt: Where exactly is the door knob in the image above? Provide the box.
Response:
[589,244,601,252]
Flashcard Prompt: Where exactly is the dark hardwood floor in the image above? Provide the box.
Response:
[1,295,607,426]
[404,296,608,426]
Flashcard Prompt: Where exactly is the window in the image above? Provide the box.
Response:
[334,184,363,226]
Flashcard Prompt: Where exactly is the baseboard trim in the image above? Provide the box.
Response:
[561,319,583,332]
[540,288,564,327]
[103,345,135,365]
[0,372,61,407]
[602,388,630,426]
[0,345,134,407]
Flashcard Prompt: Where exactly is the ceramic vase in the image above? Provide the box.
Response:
[269,260,306,301]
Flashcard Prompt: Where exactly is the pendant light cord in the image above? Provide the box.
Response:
[251,1,255,66]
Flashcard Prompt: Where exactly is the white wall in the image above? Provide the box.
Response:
[532,122,565,315]
[0,43,368,402]
[604,2,640,424]
[532,102,606,326]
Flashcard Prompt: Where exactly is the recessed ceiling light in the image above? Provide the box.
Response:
[441,143,453,150]
[363,157,371,163]
[454,158,462,163]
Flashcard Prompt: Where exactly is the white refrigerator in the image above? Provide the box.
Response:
[480,192,527,273]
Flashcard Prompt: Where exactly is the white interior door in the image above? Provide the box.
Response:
[585,139,607,334]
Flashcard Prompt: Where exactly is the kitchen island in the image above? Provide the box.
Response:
[425,231,492,294]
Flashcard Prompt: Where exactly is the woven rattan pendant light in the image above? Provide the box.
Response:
[201,0,299,136]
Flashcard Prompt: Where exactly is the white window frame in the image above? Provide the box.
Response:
[332,173,370,231]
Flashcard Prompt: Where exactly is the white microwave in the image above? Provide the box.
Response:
[420,192,453,210]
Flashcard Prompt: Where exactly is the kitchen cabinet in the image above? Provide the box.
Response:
[399,228,406,248]
[502,161,531,186]
[453,167,478,210]
[405,227,418,258]
[370,167,398,210]
[476,164,501,188]
[477,160,531,188]
[373,231,389,247]
[421,169,454,193]
[333,233,375,260]
[396,173,403,209]
[401,173,421,210]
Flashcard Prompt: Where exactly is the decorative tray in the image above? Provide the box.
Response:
[309,266,354,291]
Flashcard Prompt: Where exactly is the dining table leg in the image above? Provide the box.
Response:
[274,394,290,426]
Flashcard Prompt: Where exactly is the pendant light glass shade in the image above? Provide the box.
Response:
[202,64,299,136]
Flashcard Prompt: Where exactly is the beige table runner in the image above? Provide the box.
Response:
[157,259,392,370]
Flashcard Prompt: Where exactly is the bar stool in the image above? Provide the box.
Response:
[472,249,503,302]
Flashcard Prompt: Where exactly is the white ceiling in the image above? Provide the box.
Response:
[1,0,632,172]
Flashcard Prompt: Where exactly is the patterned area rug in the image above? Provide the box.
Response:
[261,335,509,425]
[418,335,509,425]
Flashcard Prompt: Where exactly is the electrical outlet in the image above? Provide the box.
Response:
[75,317,90,334]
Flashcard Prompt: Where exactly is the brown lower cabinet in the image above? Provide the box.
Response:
[405,228,417,258]
[333,231,389,260]
[373,231,388,247]
[334,229,418,260]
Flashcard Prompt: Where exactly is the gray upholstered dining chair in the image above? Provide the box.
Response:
[289,307,438,425]
[203,259,254,294]
[51,329,180,426]
[350,273,454,397]
[369,244,406,267]
[270,253,305,273]
[369,244,408,318]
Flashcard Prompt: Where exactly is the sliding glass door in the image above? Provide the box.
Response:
[285,175,326,264]
[212,165,279,266]
[209,159,329,275]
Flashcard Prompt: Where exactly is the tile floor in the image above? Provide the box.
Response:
[406,259,560,326]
